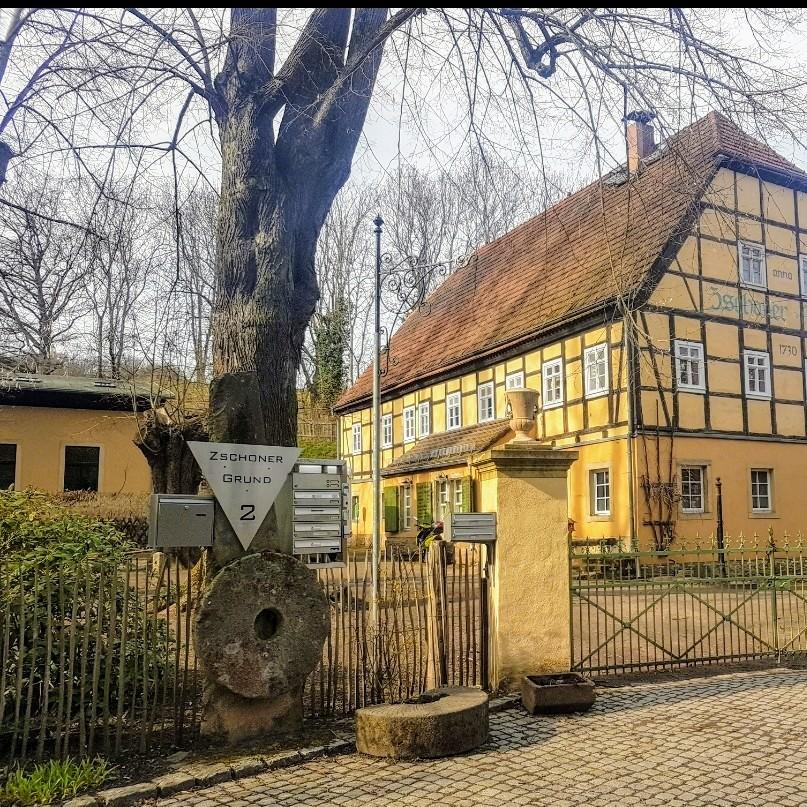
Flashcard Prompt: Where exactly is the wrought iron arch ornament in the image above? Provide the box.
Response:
[377,250,474,378]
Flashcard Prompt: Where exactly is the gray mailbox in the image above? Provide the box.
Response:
[445,512,497,543]
[148,494,215,549]
[292,459,350,566]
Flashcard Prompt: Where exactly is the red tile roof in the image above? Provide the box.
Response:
[336,113,807,413]
[381,419,511,477]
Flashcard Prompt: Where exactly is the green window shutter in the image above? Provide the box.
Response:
[461,476,473,513]
[383,486,399,532]
[416,482,432,525]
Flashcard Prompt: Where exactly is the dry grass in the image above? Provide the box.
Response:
[52,491,149,520]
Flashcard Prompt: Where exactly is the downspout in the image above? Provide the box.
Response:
[625,311,638,550]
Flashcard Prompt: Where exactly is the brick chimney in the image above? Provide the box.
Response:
[625,111,656,173]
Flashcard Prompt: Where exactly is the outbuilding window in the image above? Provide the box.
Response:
[63,446,100,492]
[0,443,16,490]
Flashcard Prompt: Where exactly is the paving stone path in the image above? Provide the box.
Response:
[152,668,807,806]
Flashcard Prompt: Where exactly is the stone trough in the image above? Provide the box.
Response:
[356,687,488,760]
[521,672,596,714]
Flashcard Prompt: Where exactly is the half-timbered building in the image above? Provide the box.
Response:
[334,112,807,550]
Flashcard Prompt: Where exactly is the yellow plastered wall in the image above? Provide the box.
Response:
[0,405,151,493]
[341,321,630,543]
[636,435,807,545]
[566,438,631,542]
[341,168,807,550]
[642,167,807,440]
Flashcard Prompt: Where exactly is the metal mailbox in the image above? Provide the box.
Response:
[445,512,497,544]
[148,494,214,549]
[291,459,349,566]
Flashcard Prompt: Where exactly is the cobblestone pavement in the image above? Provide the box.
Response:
[153,668,807,806]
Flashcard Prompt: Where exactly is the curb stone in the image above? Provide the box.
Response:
[98,782,159,805]
[152,772,196,797]
[77,734,356,805]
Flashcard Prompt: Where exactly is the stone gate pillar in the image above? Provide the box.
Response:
[474,443,577,692]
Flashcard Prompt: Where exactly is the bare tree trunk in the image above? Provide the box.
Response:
[211,122,312,447]
[210,7,388,449]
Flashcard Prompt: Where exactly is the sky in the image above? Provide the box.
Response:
[4,8,807,378]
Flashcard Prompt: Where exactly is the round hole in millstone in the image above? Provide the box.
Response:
[254,607,283,640]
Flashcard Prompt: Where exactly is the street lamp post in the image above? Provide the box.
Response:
[371,214,383,627]
[368,215,466,630]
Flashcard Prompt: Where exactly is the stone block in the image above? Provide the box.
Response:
[356,686,488,759]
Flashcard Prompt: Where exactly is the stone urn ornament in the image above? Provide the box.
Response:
[506,388,539,442]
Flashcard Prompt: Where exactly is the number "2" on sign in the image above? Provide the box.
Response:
[240,504,255,521]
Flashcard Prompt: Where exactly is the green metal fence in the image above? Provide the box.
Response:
[570,533,807,675]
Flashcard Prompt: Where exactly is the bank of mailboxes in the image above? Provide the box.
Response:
[148,494,215,549]
[445,512,497,544]
[292,459,349,566]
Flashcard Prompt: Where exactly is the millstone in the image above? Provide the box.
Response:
[195,551,329,699]
[356,686,489,759]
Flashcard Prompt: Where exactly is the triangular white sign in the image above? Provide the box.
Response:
[188,442,301,550]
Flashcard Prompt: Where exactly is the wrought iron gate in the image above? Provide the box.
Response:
[570,535,807,675]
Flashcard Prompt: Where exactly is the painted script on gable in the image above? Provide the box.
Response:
[704,286,789,323]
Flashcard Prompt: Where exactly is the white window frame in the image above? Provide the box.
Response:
[437,479,450,519]
[590,469,611,516]
[477,381,495,422]
[542,358,564,409]
[680,466,706,514]
[738,240,767,290]
[447,391,462,430]
[381,414,393,449]
[418,401,431,437]
[750,469,773,513]
[583,343,609,399]
[505,371,525,390]
[800,254,807,299]
[743,350,771,400]
[674,340,706,393]
[453,479,463,511]
[402,485,413,529]
[352,423,362,454]
[403,406,416,443]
